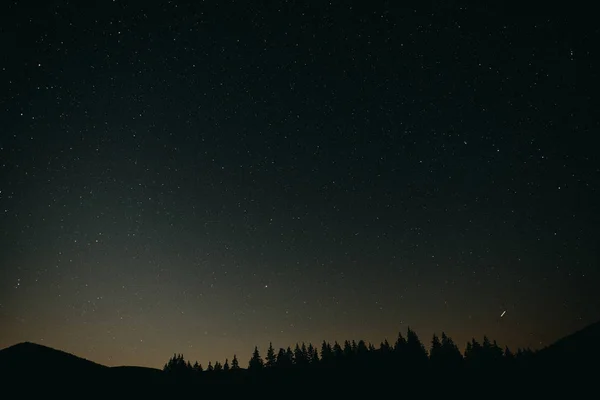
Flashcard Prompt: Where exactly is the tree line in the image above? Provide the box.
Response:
[163,326,535,379]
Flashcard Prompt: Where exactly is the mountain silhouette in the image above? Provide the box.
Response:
[535,320,600,370]
[0,342,167,383]
[1,320,598,388]
[0,342,108,382]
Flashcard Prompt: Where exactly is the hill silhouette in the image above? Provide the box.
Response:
[0,342,167,384]
[1,321,598,390]
[535,320,600,372]
[0,342,108,382]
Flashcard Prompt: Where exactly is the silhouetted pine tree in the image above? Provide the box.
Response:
[294,343,308,366]
[306,343,317,365]
[231,354,240,370]
[380,339,391,354]
[406,327,428,368]
[248,346,264,370]
[464,342,472,359]
[193,361,203,373]
[394,332,407,356]
[301,343,309,365]
[430,333,443,365]
[275,348,286,368]
[491,340,503,363]
[311,345,320,364]
[333,341,343,361]
[378,339,392,368]
[223,359,230,372]
[479,336,503,368]
[472,338,483,360]
[440,332,462,368]
[207,361,214,372]
[354,340,369,365]
[285,347,294,366]
[357,340,368,356]
[503,346,515,369]
[343,340,353,360]
[482,335,493,365]
[465,338,483,368]
[266,342,276,368]
[320,341,333,364]
[163,354,175,372]
[214,361,223,372]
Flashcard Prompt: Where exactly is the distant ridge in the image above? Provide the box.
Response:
[0,342,167,383]
[535,319,600,368]
[0,342,108,381]
[1,321,599,383]
[0,341,107,367]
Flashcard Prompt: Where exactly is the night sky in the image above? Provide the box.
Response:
[1,1,598,369]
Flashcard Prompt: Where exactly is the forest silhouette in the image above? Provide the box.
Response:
[160,326,537,385]
[1,322,598,391]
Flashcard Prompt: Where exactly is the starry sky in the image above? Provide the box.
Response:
[1,1,598,369]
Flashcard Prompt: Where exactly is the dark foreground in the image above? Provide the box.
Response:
[1,320,598,393]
